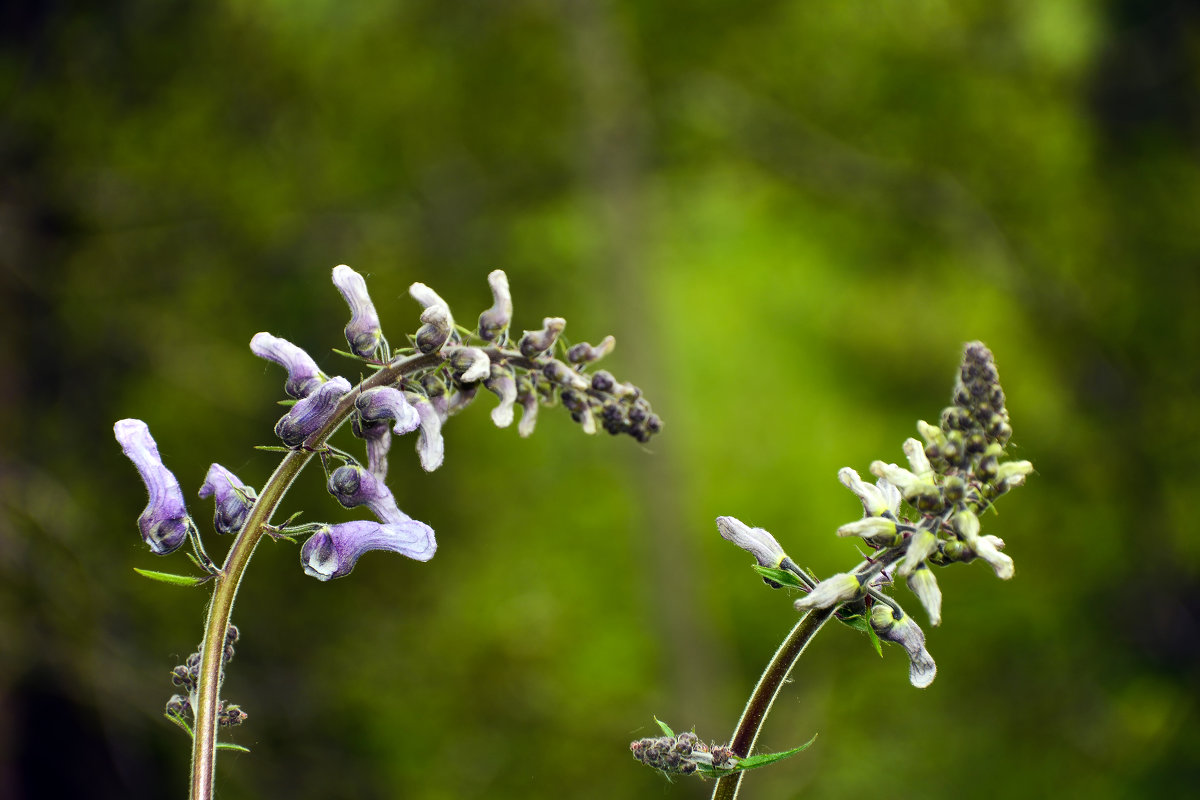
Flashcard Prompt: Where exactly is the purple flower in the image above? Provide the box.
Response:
[518,317,566,359]
[410,282,454,354]
[355,387,420,434]
[250,332,326,399]
[477,269,512,341]
[113,419,195,555]
[198,464,257,535]
[517,380,539,438]
[332,265,382,358]
[484,364,517,428]
[301,519,437,580]
[870,604,937,688]
[405,392,445,471]
[327,464,408,524]
[716,516,788,569]
[447,346,492,384]
[351,415,393,481]
[274,377,352,447]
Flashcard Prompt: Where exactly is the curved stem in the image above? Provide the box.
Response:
[711,607,835,800]
[189,351,439,800]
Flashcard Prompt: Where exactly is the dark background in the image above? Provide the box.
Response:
[2,1,1198,797]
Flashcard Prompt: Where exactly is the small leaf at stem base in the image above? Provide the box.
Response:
[134,568,209,587]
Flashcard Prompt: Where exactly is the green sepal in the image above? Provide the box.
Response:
[164,711,194,737]
[653,717,675,738]
[693,734,818,778]
[752,565,806,590]
[275,399,297,407]
[134,568,209,588]
[216,742,251,753]
[838,613,883,657]
[255,445,292,452]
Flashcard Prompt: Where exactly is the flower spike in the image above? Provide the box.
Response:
[301,519,436,580]
[114,419,195,555]
[331,265,382,358]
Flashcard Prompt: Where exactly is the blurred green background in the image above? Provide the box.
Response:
[2,0,1198,797]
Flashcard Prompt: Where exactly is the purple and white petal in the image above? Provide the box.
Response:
[250,332,326,399]
[198,463,257,535]
[356,386,420,434]
[716,516,787,568]
[518,317,565,359]
[332,265,382,358]
[114,419,194,555]
[405,392,445,471]
[274,377,352,447]
[870,605,937,688]
[326,464,409,524]
[477,269,512,341]
[301,519,437,580]
[484,364,517,428]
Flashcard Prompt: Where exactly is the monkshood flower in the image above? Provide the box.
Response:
[250,332,326,399]
[477,269,512,341]
[331,264,382,358]
[355,386,420,435]
[517,378,539,438]
[837,467,900,518]
[447,346,492,384]
[410,282,453,354]
[484,364,517,428]
[907,564,943,626]
[274,377,352,447]
[327,464,408,524]
[717,516,788,570]
[794,572,863,613]
[870,604,937,688]
[519,317,565,358]
[198,464,257,535]
[300,519,436,581]
[405,391,445,471]
[351,415,392,481]
[114,419,196,555]
[567,335,615,365]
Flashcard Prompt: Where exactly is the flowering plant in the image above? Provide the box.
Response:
[115,266,659,799]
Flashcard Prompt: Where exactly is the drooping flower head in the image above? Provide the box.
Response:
[870,604,937,688]
[250,332,326,399]
[331,265,382,358]
[410,282,454,354]
[477,269,512,342]
[355,386,420,435]
[114,419,195,555]
[300,519,436,580]
[274,377,352,447]
[404,391,445,471]
[198,464,257,535]
[326,463,408,524]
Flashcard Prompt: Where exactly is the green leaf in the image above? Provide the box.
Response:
[653,717,675,738]
[752,566,806,590]
[254,445,291,452]
[216,742,251,753]
[837,613,883,657]
[163,711,193,738]
[865,618,883,657]
[734,734,818,770]
[134,568,207,587]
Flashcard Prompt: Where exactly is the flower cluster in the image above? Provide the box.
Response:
[630,732,735,776]
[719,342,1033,689]
[165,625,244,732]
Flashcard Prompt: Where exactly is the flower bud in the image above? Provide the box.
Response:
[870,460,935,501]
[906,564,942,626]
[446,346,491,384]
[869,604,937,688]
[836,517,900,547]
[484,364,517,428]
[274,377,352,447]
[994,460,1034,484]
[301,519,436,580]
[356,386,420,435]
[542,359,590,390]
[716,516,788,568]
[114,419,196,555]
[198,464,257,535]
[327,464,408,524]
[794,572,863,612]
[331,265,382,358]
[567,335,615,365]
[898,527,938,577]
[410,282,454,354]
[250,332,326,399]
[902,438,934,482]
[519,317,565,358]
[517,379,539,438]
[477,269,512,341]
[838,467,900,517]
[351,415,392,481]
[405,391,445,471]
[916,420,947,450]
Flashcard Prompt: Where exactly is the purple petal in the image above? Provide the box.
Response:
[327,464,409,524]
[352,415,393,481]
[332,265,382,358]
[114,419,193,555]
[484,364,517,428]
[301,519,437,580]
[405,392,445,471]
[477,269,512,341]
[274,377,352,447]
[198,464,257,535]
[355,387,420,434]
[250,332,326,399]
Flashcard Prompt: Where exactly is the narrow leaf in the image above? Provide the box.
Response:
[734,734,818,770]
[134,568,206,587]
[752,566,805,590]
[216,742,251,753]
[653,717,675,738]
[163,711,194,738]
[255,445,292,452]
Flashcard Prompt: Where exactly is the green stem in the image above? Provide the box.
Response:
[189,351,439,800]
[711,607,835,800]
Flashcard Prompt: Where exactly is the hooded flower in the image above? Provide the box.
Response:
[716,516,788,569]
[114,419,195,555]
[870,604,937,688]
[274,377,352,447]
[907,564,943,626]
[405,392,445,471]
[794,572,863,613]
[410,282,454,353]
[484,364,517,428]
[838,467,901,518]
[477,269,512,341]
[519,317,566,358]
[250,332,326,399]
[352,415,393,481]
[447,346,491,384]
[326,464,408,524]
[355,387,420,435]
[953,509,1014,579]
[567,335,615,365]
[331,265,382,358]
[198,464,257,535]
[517,379,539,438]
[300,519,436,580]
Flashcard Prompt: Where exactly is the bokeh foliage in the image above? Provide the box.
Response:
[1,0,1197,797]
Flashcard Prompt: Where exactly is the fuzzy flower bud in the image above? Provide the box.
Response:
[902,438,935,483]
[836,516,901,547]
[114,419,196,555]
[410,282,454,354]
[953,509,1013,579]
[870,604,937,688]
[519,317,565,358]
[447,347,491,384]
[838,467,900,517]
[794,572,863,613]
[250,332,326,399]
[274,377,352,447]
[327,464,408,524]
[994,460,1034,484]
[567,335,615,365]
[405,391,445,471]
[301,519,436,580]
[870,460,935,501]
[716,516,788,568]
[331,265,382,358]
[899,526,938,577]
[198,464,257,535]
[906,564,943,626]
[355,386,420,435]
[517,379,539,438]
[916,420,947,450]
[477,269,512,341]
[483,364,517,428]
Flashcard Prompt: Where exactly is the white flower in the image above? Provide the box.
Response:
[902,438,935,482]
[716,516,787,568]
[794,572,862,613]
[870,604,937,688]
[838,467,899,517]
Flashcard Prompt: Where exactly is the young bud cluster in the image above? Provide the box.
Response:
[630,732,735,776]
[165,625,242,727]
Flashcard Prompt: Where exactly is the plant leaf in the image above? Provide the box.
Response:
[653,717,675,738]
[163,711,193,738]
[134,568,207,587]
[734,734,818,770]
[837,613,883,657]
[254,445,292,452]
[752,566,806,590]
[216,742,251,753]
